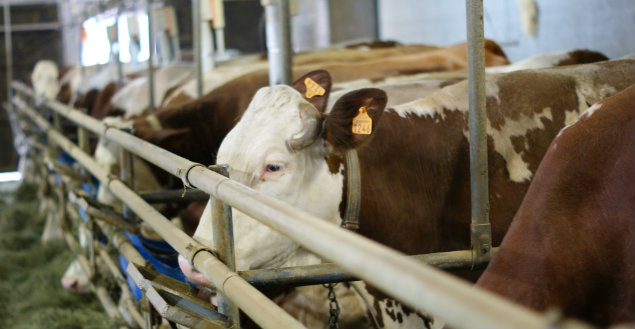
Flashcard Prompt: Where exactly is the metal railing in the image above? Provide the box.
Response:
[2,0,596,328]
[10,79,589,329]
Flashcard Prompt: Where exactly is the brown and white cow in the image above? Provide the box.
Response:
[132,40,510,167]
[182,57,634,328]
[162,40,509,107]
[474,84,635,327]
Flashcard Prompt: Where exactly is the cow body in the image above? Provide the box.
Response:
[134,41,509,167]
[475,84,635,327]
[163,40,508,107]
[110,62,194,118]
[31,60,60,102]
[185,58,634,328]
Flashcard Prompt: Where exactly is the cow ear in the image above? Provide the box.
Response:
[324,88,387,151]
[292,70,332,113]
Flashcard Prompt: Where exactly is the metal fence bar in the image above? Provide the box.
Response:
[192,0,203,98]
[465,0,492,265]
[65,199,146,328]
[4,0,13,104]
[262,0,292,85]
[209,165,240,328]
[12,83,566,329]
[240,249,498,288]
[12,95,306,329]
[147,0,156,112]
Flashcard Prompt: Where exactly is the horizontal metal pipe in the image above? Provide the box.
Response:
[13,84,587,329]
[140,189,210,203]
[13,95,306,329]
[240,249,498,287]
[0,22,60,32]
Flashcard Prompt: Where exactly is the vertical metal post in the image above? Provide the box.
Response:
[192,0,203,98]
[147,0,156,112]
[78,127,90,154]
[115,6,124,88]
[466,0,492,265]
[4,0,13,105]
[120,135,135,221]
[262,0,292,86]
[213,0,225,55]
[208,164,239,328]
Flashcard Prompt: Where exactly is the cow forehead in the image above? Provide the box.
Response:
[217,85,311,171]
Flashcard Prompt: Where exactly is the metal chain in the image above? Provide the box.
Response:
[323,283,340,329]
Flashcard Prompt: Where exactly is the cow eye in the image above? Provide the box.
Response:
[265,164,282,172]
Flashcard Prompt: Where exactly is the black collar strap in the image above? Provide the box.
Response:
[341,149,361,231]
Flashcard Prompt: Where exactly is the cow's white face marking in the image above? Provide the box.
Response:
[32,60,59,101]
[194,85,344,270]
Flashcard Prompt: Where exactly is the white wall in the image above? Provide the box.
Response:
[378,0,635,62]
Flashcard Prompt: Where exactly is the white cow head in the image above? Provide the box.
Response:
[32,60,60,102]
[191,70,387,271]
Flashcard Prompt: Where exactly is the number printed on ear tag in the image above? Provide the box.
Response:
[304,77,326,99]
[352,106,372,135]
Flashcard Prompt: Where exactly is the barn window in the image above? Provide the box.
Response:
[80,13,150,66]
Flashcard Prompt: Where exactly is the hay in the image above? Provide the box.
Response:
[0,183,114,329]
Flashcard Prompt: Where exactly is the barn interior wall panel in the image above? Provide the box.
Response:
[378,0,635,62]
[328,0,377,45]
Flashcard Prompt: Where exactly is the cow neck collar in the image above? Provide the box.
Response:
[341,149,361,231]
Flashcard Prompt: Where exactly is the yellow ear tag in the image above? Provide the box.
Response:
[352,106,372,135]
[304,77,326,99]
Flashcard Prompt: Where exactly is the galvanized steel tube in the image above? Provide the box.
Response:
[147,0,156,111]
[209,165,240,328]
[263,0,292,85]
[240,249,498,288]
[466,0,492,265]
[192,0,203,98]
[213,0,225,55]
[4,1,12,103]
[115,6,124,88]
